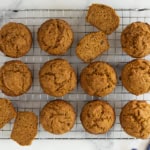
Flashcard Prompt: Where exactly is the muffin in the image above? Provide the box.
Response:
[0,60,32,96]
[0,22,32,58]
[40,100,76,134]
[0,98,16,129]
[86,4,120,34]
[11,112,38,146]
[120,100,150,139]
[121,22,150,58]
[80,61,117,97]
[76,32,109,62]
[121,59,150,95]
[80,100,115,134]
[37,19,73,55]
[39,58,77,97]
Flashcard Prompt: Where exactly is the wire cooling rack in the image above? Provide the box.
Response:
[0,9,150,140]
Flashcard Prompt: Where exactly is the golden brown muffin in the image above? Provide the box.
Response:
[80,61,117,97]
[40,100,76,134]
[121,22,150,58]
[120,100,150,139]
[11,112,38,146]
[0,60,32,96]
[76,32,109,62]
[121,59,150,95]
[0,98,16,129]
[37,19,73,55]
[0,22,32,58]
[80,100,115,134]
[86,4,120,34]
[39,58,77,97]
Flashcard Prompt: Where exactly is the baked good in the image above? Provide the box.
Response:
[0,98,16,129]
[80,100,115,134]
[76,31,109,62]
[0,60,32,96]
[86,4,120,34]
[37,19,73,55]
[80,61,117,97]
[120,100,150,139]
[40,100,76,134]
[11,112,38,146]
[121,22,150,58]
[121,59,150,95]
[0,22,32,58]
[39,58,77,97]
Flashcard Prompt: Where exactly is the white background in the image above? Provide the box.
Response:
[0,0,150,150]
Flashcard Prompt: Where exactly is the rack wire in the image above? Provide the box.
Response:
[0,9,150,139]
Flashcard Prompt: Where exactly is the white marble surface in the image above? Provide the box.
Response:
[0,0,150,150]
[0,139,149,150]
[1,0,150,9]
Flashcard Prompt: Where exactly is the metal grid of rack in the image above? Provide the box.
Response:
[0,9,150,139]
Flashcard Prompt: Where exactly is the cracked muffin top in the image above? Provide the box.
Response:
[37,19,73,55]
[0,98,16,129]
[121,22,150,58]
[0,22,32,58]
[80,61,117,97]
[40,100,76,134]
[0,60,32,96]
[80,100,115,134]
[39,58,77,97]
[121,59,150,95]
[120,100,150,139]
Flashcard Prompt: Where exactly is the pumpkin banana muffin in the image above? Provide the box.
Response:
[121,22,150,58]
[37,19,73,55]
[0,98,16,129]
[0,60,32,96]
[76,31,109,62]
[121,59,150,95]
[0,22,32,58]
[120,100,150,139]
[86,4,120,34]
[39,58,77,97]
[40,100,76,134]
[80,100,115,134]
[80,61,117,97]
[11,112,38,146]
